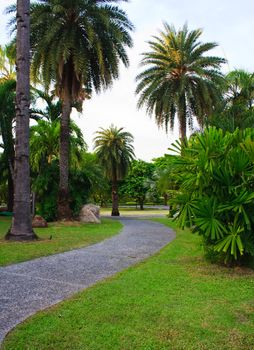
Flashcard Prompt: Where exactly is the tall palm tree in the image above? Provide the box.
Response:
[6,0,36,240]
[27,0,133,219]
[136,23,226,139]
[94,125,135,216]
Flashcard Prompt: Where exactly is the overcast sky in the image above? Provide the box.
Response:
[1,0,254,160]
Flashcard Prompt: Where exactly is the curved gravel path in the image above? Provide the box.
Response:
[0,218,175,343]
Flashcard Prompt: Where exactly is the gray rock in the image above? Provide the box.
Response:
[79,204,101,223]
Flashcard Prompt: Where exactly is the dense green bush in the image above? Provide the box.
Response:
[32,160,92,221]
[170,127,254,264]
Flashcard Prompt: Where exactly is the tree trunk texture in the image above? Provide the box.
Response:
[111,174,120,216]
[179,113,186,140]
[178,95,187,140]
[7,170,14,212]
[6,0,36,240]
[163,193,168,206]
[7,144,15,212]
[57,91,72,220]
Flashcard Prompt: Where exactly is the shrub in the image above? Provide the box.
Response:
[170,127,254,264]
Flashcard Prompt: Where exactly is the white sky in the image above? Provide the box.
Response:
[1,0,254,160]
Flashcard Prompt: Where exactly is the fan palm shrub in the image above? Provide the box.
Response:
[170,127,254,264]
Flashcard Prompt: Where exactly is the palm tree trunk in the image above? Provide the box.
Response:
[163,193,168,206]
[111,173,119,216]
[57,91,72,220]
[179,95,187,140]
[179,112,186,139]
[139,198,144,210]
[7,170,14,212]
[7,143,15,212]
[6,0,36,240]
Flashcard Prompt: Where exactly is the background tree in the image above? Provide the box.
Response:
[208,70,254,131]
[153,155,176,206]
[0,44,16,81]
[120,159,155,210]
[80,152,111,207]
[136,23,225,139]
[94,125,135,216]
[6,0,36,240]
[27,0,133,219]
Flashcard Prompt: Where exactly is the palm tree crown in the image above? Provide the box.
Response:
[136,23,226,138]
[29,0,133,98]
[94,125,135,181]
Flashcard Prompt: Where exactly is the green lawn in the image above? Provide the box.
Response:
[0,217,122,267]
[3,218,254,350]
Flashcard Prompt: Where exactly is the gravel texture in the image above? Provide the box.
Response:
[0,218,175,343]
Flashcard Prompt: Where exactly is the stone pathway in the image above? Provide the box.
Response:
[0,218,175,343]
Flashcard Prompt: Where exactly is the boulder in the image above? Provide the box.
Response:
[32,215,48,228]
[79,204,101,224]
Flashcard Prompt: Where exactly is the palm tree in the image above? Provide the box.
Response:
[136,23,226,139]
[30,119,86,173]
[226,70,254,109]
[6,0,36,240]
[27,0,133,219]
[208,70,254,131]
[94,125,135,216]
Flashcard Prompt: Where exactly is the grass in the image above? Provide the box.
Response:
[3,218,254,350]
[0,217,122,267]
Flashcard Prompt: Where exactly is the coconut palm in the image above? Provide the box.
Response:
[24,0,133,219]
[6,0,36,240]
[94,125,135,216]
[136,23,226,139]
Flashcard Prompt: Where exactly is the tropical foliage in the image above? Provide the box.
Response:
[208,70,254,131]
[136,23,225,138]
[169,127,254,264]
[30,120,88,221]
[0,79,15,211]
